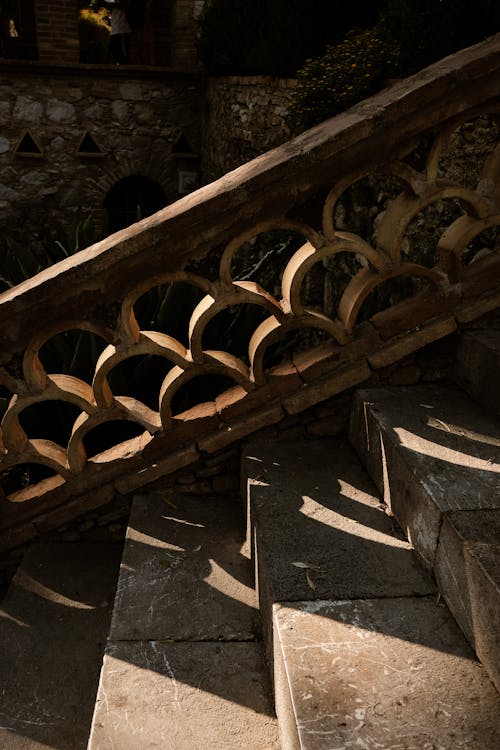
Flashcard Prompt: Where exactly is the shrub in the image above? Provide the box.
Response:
[288,27,400,132]
[78,5,110,63]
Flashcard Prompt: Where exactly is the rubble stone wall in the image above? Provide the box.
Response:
[0,64,202,236]
[202,76,297,183]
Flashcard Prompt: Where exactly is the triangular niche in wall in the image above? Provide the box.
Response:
[171,133,197,159]
[77,131,105,158]
[15,130,43,158]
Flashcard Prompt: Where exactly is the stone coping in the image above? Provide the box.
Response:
[0,58,201,79]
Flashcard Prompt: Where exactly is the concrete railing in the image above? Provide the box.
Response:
[1,35,499,552]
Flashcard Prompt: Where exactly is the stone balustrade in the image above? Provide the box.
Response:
[0,35,499,552]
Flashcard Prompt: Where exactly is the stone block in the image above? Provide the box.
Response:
[455,287,500,323]
[242,437,435,673]
[109,494,259,641]
[114,443,200,494]
[368,315,457,369]
[283,360,371,415]
[198,401,284,454]
[0,542,121,750]
[274,598,500,750]
[456,329,500,416]
[350,384,500,568]
[435,509,500,691]
[33,484,115,534]
[89,641,280,750]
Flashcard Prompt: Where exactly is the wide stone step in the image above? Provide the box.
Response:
[456,329,500,415]
[0,542,121,750]
[88,494,280,750]
[274,598,500,750]
[242,436,499,748]
[350,383,500,691]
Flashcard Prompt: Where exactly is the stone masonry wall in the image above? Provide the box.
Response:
[0,64,202,238]
[202,76,297,183]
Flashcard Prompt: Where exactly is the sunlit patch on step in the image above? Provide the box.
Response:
[14,569,96,609]
[424,416,500,448]
[394,427,500,472]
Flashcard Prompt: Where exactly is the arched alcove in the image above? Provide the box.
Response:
[103,175,166,233]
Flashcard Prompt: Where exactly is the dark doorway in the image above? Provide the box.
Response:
[104,175,166,233]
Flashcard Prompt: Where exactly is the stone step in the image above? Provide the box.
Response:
[242,436,499,748]
[88,494,280,750]
[0,541,122,750]
[456,329,500,416]
[274,598,500,750]
[349,383,500,691]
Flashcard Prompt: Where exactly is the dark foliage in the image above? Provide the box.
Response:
[197,0,384,76]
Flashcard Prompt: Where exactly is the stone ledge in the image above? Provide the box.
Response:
[368,315,457,369]
[283,359,371,415]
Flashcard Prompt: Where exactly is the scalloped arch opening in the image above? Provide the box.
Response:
[202,303,269,364]
[261,326,332,375]
[230,229,305,292]
[134,281,205,347]
[403,198,466,268]
[82,420,145,459]
[328,173,403,240]
[307,250,367,319]
[2,462,59,497]
[357,275,431,325]
[108,354,173,410]
[38,329,109,385]
[17,400,82,446]
[171,374,237,418]
[463,225,500,266]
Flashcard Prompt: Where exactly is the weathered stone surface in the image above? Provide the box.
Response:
[456,329,500,415]
[435,509,500,691]
[110,494,259,641]
[198,401,284,454]
[455,287,500,323]
[0,542,121,750]
[244,437,434,602]
[242,436,435,678]
[274,598,500,750]
[114,443,200,494]
[283,360,371,415]
[368,315,457,369]
[89,641,280,750]
[350,383,500,566]
[0,68,201,239]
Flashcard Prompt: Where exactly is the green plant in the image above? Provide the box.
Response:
[78,4,110,63]
[289,27,400,132]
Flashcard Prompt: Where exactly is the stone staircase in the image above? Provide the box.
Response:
[1,328,499,748]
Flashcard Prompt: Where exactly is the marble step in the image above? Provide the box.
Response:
[350,383,500,691]
[456,329,500,416]
[0,542,121,750]
[242,437,500,748]
[87,494,280,750]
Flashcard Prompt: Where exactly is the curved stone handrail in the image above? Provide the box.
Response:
[1,35,499,551]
